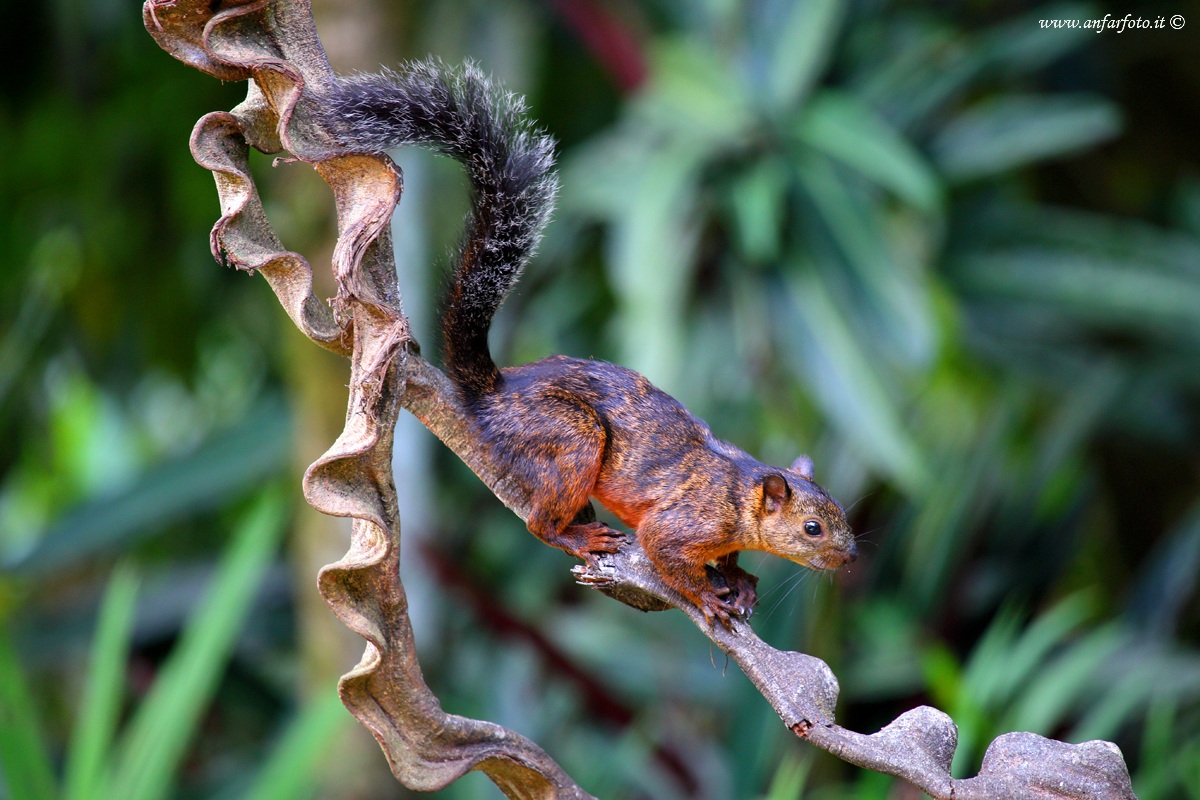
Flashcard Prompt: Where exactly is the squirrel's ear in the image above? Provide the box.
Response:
[791,455,815,481]
[762,473,790,514]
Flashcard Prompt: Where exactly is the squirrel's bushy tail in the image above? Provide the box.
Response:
[323,59,558,398]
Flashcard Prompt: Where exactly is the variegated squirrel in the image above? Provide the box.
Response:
[320,60,857,627]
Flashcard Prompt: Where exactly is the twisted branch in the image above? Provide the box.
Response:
[144,1,1138,797]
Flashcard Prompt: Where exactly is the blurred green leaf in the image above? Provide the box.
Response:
[793,153,936,366]
[106,489,288,800]
[922,641,964,711]
[976,2,1098,75]
[239,692,349,800]
[841,601,924,700]
[853,21,983,132]
[931,94,1121,182]
[638,38,749,147]
[0,227,82,410]
[921,642,987,777]
[965,592,1093,711]
[558,134,650,217]
[848,769,897,799]
[0,627,57,800]
[902,394,1016,607]
[9,399,291,576]
[956,250,1200,344]
[1029,365,1122,512]
[1183,747,1200,800]
[1071,661,1161,743]
[781,268,930,492]
[1132,695,1177,800]
[606,143,705,390]
[964,204,1200,275]
[796,91,943,215]
[64,563,140,800]
[1003,625,1125,735]
[759,751,811,800]
[1127,503,1200,637]
[729,157,788,262]
[1175,177,1200,239]
[760,0,844,111]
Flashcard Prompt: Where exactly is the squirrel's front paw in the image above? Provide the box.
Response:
[706,564,758,621]
[698,591,745,630]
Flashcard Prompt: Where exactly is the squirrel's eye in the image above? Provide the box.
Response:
[803,520,823,537]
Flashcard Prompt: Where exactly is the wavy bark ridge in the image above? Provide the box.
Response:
[145,2,1138,797]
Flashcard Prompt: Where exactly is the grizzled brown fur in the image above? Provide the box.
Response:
[327,60,856,626]
[473,356,857,626]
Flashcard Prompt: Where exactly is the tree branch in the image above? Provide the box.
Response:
[144,1,1139,797]
[402,355,1137,800]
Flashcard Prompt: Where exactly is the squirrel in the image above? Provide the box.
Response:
[320,59,857,627]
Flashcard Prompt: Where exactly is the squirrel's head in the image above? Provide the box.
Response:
[755,455,857,571]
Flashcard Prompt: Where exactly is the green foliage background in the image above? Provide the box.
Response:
[1,0,1198,798]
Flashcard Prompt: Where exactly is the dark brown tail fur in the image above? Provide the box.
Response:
[322,58,558,398]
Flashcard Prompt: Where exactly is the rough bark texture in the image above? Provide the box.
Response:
[145,1,1139,797]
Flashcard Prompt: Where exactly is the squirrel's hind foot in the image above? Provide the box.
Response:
[554,521,625,564]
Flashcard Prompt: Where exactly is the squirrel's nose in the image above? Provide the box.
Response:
[844,541,859,564]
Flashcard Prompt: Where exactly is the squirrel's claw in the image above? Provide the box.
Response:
[572,565,614,586]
